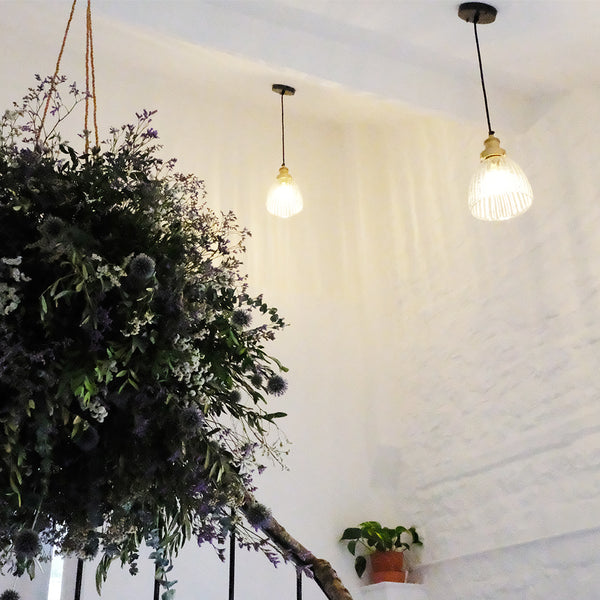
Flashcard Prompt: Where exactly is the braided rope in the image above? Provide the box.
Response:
[39,0,77,139]
[39,0,99,151]
[85,0,99,151]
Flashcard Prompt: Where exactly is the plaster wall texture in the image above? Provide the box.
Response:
[0,6,598,600]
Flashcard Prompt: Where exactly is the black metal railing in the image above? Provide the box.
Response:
[226,533,305,600]
[71,517,353,600]
[72,543,306,600]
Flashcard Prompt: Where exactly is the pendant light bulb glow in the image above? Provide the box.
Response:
[469,135,533,221]
[267,165,303,218]
[267,83,302,218]
[459,2,533,221]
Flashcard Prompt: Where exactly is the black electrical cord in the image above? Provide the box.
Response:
[473,18,495,136]
[280,92,286,166]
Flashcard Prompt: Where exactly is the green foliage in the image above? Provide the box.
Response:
[0,76,289,592]
[340,521,423,577]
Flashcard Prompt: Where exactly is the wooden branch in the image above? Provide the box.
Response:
[241,494,354,600]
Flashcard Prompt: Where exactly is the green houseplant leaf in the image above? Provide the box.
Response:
[355,555,367,578]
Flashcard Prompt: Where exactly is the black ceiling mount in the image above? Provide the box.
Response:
[272,84,296,96]
[458,2,497,24]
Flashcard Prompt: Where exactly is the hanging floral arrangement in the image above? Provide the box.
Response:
[0,76,290,594]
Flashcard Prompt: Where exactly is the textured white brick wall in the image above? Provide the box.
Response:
[416,527,600,599]
[379,88,600,598]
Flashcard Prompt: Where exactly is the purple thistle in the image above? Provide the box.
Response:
[39,215,64,238]
[180,407,203,433]
[232,310,251,328]
[245,502,272,530]
[250,373,263,388]
[13,529,40,558]
[227,390,241,403]
[128,253,155,281]
[266,375,287,396]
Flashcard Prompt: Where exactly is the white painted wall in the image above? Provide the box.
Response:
[0,5,599,600]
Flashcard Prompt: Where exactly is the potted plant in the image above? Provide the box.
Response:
[340,521,422,583]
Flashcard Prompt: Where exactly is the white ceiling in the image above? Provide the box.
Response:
[90,0,600,130]
[4,1,600,131]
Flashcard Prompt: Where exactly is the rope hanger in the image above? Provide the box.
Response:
[40,0,99,152]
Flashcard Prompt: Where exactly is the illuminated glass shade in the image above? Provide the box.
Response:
[266,165,303,218]
[469,135,533,221]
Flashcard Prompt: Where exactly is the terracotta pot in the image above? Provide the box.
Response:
[370,551,406,584]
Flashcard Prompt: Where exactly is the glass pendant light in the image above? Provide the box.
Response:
[459,2,533,221]
[266,84,303,218]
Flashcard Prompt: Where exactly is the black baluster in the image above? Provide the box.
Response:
[73,558,83,600]
[228,526,236,600]
[296,567,302,600]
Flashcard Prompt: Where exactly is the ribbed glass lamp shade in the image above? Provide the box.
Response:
[469,135,533,221]
[266,165,303,218]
